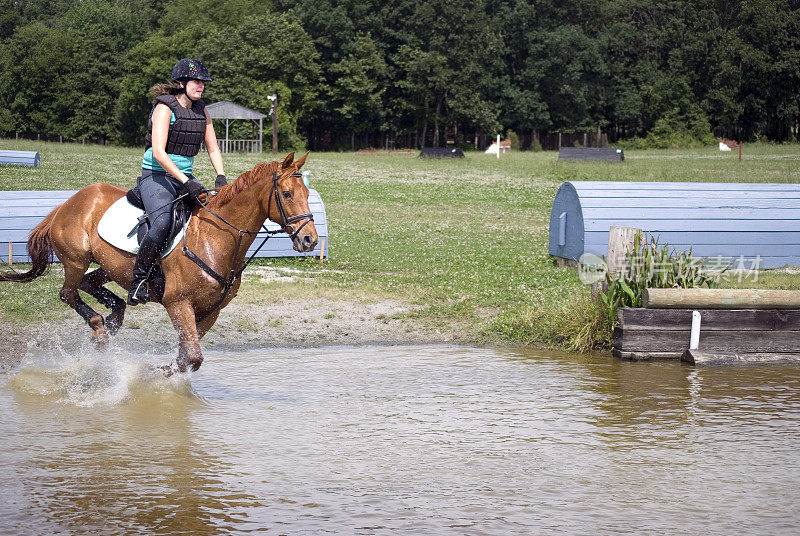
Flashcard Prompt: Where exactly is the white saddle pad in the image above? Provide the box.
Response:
[97,196,188,258]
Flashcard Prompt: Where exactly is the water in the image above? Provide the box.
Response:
[2,344,799,535]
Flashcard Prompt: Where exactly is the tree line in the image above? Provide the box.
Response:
[1,0,798,151]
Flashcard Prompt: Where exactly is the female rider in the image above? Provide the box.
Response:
[128,58,228,305]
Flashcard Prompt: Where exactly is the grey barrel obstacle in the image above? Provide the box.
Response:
[0,150,40,167]
[419,147,465,158]
[548,181,800,269]
[0,189,329,263]
[558,147,624,162]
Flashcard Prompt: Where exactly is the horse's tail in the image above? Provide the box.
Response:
[0,206,59,282]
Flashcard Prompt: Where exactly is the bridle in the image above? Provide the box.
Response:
[267,170,315,241]
[182,167,314,321]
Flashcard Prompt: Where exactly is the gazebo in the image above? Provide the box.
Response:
[205,100,269,153]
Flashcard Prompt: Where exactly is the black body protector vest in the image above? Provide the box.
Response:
[145,94,207,157]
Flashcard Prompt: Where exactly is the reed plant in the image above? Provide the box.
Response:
[599,231,726,325]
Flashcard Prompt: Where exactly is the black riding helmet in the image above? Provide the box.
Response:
[171,58,212,83]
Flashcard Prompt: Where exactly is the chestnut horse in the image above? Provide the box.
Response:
[0,152,318,372]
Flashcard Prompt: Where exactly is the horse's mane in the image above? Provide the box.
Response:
[212,160,281,206]
[210,161,281,207]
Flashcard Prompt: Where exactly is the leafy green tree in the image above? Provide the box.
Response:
[57,0,148,142]
[389,0,503,147]
[199,12,321,149]
[329,33,388,148]
[0,22,74,137]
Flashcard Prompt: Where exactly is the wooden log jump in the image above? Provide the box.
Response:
[614,288,800,363]
[644,288,800,309]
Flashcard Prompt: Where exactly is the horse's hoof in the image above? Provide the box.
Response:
[91,331,110,346]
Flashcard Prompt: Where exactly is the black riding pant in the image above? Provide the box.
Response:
[138,169,189,248]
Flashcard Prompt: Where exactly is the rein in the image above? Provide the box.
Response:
[182,169,314,322]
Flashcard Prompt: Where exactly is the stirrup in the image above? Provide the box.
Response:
[127,278,150,305]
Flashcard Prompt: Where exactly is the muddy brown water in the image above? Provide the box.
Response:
[1,344,799,535]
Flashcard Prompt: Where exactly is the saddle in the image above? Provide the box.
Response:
[125,185,192,246]
[96,186,192,303]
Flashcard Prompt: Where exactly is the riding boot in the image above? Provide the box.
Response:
[127,235,162,305]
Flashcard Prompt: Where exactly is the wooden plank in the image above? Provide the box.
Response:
[606,226,639,274]
[0,216,65,229]
[584,218,799,232]
[579,197,800,209]
[419,147,465,158]
[576,190,800,202]
[681,349,800,365]
[614,328,800,353]
[0,150,39,167]
[558,147,624,162]
[584,207,800,219]
[613,349,683,361]
[617,308,800,331]
[644,288,800,309]
[0,188,329,261]
[584,241,800,257]
[585,230,800,246]
[570,181,800,192]
[0,199,72,209]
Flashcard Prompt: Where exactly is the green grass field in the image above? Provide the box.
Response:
[1,139,799,351]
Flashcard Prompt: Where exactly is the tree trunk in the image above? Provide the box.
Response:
[432,94,443,147]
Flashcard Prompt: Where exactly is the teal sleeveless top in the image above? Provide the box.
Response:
[142,110,195,174]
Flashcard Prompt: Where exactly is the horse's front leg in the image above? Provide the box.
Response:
[196,310,220,340]
[165,300,203,372]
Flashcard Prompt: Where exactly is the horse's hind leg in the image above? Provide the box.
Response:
[79,268,126,335]
[59,259,110,344]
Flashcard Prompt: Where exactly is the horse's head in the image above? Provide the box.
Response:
[266,151,319,253]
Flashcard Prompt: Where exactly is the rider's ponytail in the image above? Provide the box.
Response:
[150,81,185,104]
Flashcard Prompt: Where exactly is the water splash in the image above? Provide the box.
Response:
[10,339,197,407]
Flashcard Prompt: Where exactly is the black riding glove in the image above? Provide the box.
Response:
[215,174,228,188]
[182,177,206,202]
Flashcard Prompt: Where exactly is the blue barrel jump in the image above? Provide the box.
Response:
[0,150,40,167]
[0,189,329,264]
[548,181,800,269]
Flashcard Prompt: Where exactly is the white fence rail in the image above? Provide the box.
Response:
[204,139,262,153]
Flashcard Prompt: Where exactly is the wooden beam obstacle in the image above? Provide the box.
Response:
[557,147,624,162]
[613,289,800,364]
[418,147,465,158]
[644,288,800,309]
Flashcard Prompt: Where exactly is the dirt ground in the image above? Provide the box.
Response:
[1,293,471,371]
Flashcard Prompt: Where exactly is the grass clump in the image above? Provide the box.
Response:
[489,287,613,353]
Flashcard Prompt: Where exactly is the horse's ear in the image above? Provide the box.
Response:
[294,151,309,170]
[280,152,295,170]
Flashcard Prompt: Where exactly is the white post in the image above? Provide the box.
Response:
[496,134,500,159]
[690,310,701,350]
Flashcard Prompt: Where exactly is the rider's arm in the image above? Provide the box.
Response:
[151,103,191,184]
[204,109,225,177]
